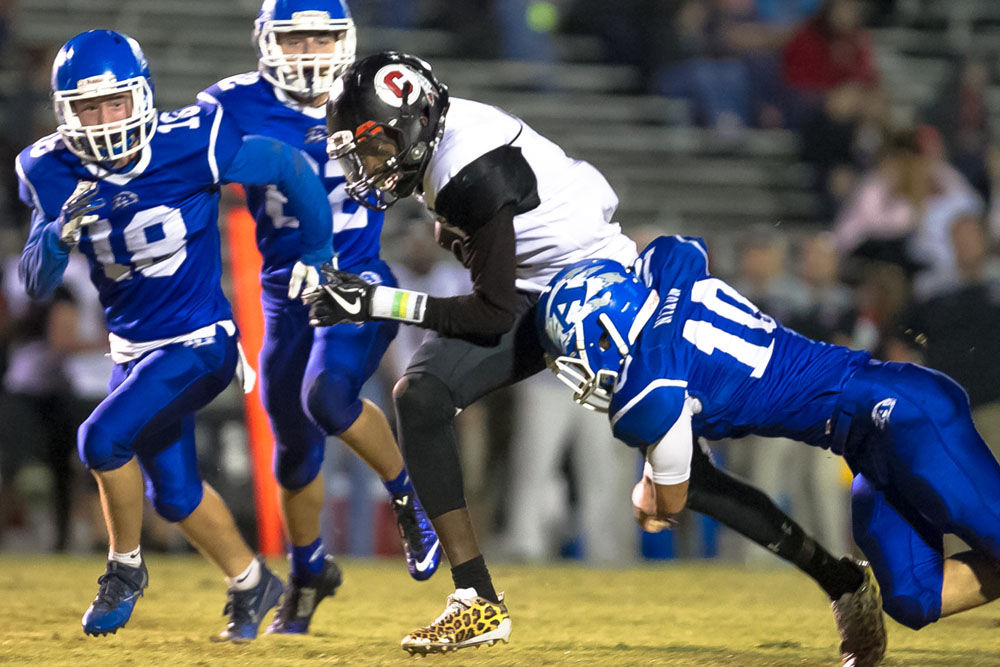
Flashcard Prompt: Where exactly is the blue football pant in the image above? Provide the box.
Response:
[78,324,238,522]
[259,259,398,491]
[846,361,1000,629]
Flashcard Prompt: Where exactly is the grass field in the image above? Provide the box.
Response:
[2,554,998,665]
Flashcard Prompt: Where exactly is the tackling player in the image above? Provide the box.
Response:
[199,0,441,635]
[539,236,1000,666]
[17,29,333,641]
[305,51,884,656]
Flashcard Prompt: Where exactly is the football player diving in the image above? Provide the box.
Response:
[199,0,441,635]
[304,51,885,657]
[17,29,335,641]
[540,236,1000,666]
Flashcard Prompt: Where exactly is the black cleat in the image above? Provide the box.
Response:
[266,555,342,634]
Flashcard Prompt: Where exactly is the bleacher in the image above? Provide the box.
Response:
[12,0,986,235]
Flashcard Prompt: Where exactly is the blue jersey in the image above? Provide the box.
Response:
[16,102,242,341]
[201,72,384,290]
[611,235,870,453]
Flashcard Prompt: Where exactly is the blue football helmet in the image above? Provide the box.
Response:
[51,30,157,163]
[255,0,356,98]
[537,259,660,411]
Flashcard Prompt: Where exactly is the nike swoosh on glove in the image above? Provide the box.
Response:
[59,180,102,248]
[303,265,374,326]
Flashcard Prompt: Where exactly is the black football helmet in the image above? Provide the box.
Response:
[326,51,449,210]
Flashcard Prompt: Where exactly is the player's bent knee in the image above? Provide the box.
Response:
[149,482,204,523]
[882,594,939,630]
[78,416,132,471]
[304,370,362,436]
[393,373,455,424]
[274,444,324,491]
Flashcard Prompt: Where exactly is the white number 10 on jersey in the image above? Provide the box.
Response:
[681,277,776,378]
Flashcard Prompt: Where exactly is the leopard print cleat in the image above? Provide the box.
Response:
[401,588,511,655]
[832,560,887,667]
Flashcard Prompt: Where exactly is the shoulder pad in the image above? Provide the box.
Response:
[434,144,539,234]
[21,133,67,165]
[611,377,687,449]
[202,72,263,105]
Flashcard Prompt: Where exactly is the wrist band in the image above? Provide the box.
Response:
[371,285,428,323]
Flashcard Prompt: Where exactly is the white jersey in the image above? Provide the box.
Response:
[421,98,638,292]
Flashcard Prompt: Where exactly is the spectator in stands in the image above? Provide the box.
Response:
[0,285,80,551]
[834,128,982,298]
[923,57,993,200]
[653,0,825,132]
[841,238,920,358]
[783,231,855,344]
[653,0,754,132]
[781,0,878,125]
[731,225,811,319]
[799,82,889,217]
[492,0,558,63]
[755,0,822,26]
[502,371,636,564]
[887,213,1000,459]
[711,0,816,129]
[563,0,672,92]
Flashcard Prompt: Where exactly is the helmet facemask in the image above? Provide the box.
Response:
[327,114,430,210]
[53,73,157,163]
[540,260,661,412]
[549,313,634,412]
[257,12,355,98]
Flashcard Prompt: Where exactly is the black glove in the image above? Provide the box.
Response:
[303,265,375,326]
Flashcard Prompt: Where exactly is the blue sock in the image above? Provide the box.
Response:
[384,468,414,497]
[290,537,325,584]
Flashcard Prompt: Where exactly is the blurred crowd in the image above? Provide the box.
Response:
[3,0,1000,566]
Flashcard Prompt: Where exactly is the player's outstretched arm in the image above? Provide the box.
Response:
[18,207,72,300]
[625,398,695,530]
[306,204,519,343]
[219,134,334,272]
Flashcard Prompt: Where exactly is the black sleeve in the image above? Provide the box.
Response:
[420,203,517,345]
[432,144,539,235]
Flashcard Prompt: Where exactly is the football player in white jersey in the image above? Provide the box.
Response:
[306,51,884,656]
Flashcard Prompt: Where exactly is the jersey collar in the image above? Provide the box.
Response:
[271,85,326,119]
[83,144,152,185]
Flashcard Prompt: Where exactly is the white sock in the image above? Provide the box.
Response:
[227,557,262,591]
[109,546,142,567]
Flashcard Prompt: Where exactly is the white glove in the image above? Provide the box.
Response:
[288,261,320,300]
[59,180,101,248]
